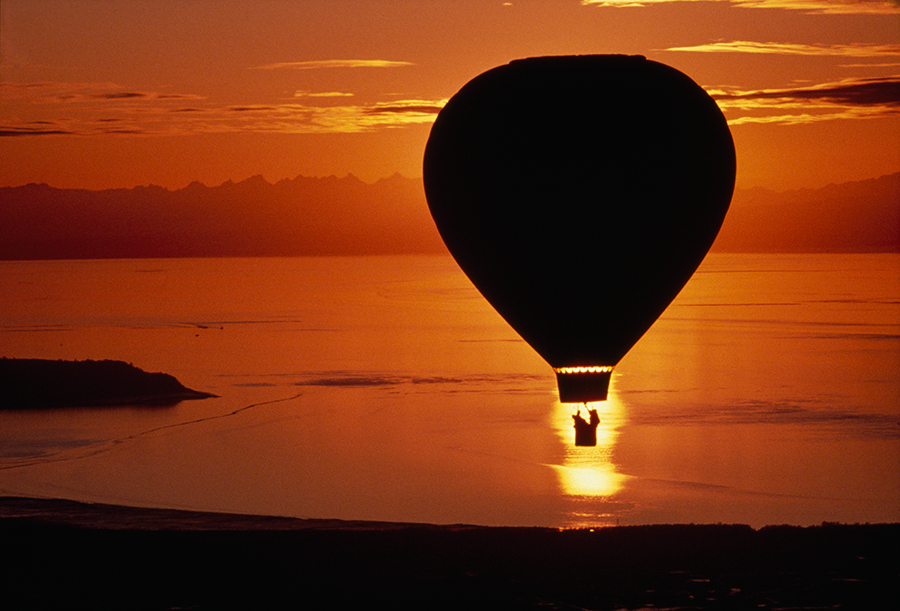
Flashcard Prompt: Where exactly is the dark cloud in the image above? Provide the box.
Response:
[93,92,147,100]
[714,76,900,107]
[0,127,73,137]
[155,93,204,100]
[364,104,444,115]
[228,105,278,112]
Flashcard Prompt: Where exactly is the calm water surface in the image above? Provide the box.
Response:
[1,254,897,527]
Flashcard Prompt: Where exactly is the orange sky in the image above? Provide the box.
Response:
[1,0,898,191]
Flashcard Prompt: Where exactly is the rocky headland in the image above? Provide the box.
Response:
[0,358,216,409]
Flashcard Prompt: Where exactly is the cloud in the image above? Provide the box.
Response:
[227,105,280,112]
[250,59,414,70]
[660,40,900,123]
[362,100,447,115]
[716,76,900,105]
[583,0,681,5]
[712,76,900,124]
[581,0,660,5]
[93,91,148,100]
[294,91,354,98]
[840,62,900,68]
[582,0,900,13]
[666,41,900,57]
[730,0,900,13]
[0,81,207,104]
[295,98,447,132]
[0,86,446,137]
[0,126,74,137]
[1,81,121,101]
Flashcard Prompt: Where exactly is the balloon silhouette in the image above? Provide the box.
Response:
[423,55,736,403]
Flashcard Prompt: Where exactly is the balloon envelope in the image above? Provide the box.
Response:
[423,55,736,402]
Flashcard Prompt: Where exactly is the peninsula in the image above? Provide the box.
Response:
[0,358,216,409]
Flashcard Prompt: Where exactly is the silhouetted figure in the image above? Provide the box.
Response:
[573,405,600,446]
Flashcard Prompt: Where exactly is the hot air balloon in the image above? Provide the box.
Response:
[423,55,736,404]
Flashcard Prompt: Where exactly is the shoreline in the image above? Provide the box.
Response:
[6,495,897,532]
[2,496,897,610]
[0,496,446,531]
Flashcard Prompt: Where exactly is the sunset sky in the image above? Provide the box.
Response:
[1,0,898,192]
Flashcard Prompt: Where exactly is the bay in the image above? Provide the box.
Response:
[1,254,897,527]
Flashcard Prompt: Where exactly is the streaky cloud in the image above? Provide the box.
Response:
[227,105,280,112]
[666,41,900,57]
[0,95,446,137]
[726,109,889,125]
[250,59,414,70]
[730,0,900,14]
[363,100,447,115]
[1,81,208,104]
[294,91,354,98]
[713,76,900,124]
[93,92,147,100]
[1,81,130,101]
[0,126,74,137]
[583,0,900,14]
[840,62,900,68]
[714,76,900,105]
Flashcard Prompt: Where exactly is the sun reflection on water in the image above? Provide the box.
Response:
[548,391,629,526]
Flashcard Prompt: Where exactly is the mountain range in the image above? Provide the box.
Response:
[714,172,899,253]
[1,172,897,259]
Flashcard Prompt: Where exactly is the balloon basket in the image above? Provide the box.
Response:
[555,368,612,403]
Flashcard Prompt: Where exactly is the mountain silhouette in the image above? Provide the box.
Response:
[0,174,445,259]
[713,172,899,253]
[1,172,896,259]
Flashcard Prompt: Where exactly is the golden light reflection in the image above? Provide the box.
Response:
[548,392,629,499]
[554,463,624,497]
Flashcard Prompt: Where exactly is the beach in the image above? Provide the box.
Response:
[2,496,897,610]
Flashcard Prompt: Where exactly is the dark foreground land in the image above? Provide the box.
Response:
[1,498,896,610]
[0,358,216,408]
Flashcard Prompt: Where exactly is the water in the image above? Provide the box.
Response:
[1,254,897,527]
